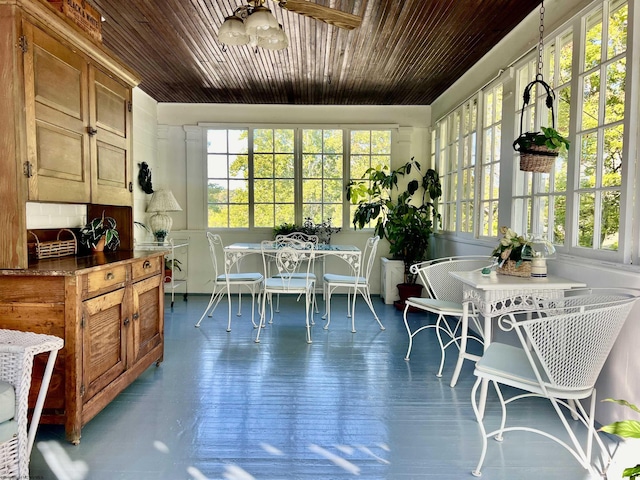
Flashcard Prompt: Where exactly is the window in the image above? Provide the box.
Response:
[302,129,344,226]
[206,129,249,228]
[479,85,502,237]
[349,130,391,226]
[437,96,480,236]
[575,0,627,253]
[206,127,392,229]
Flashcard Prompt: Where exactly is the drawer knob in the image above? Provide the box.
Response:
[143,260,151,269]
[123,317,130,326]
[105,272,115,280]
[132,312,139,320]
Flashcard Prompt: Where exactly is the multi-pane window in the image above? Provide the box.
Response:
[576,0,627,252]
[302,129,344,227]
[479,85,502,237]
[206,127,392,229]
[512,28,573,244]
[349,130,391,227]
[437,97,478,235]
[206,129,249,228]
[253,129,295,228]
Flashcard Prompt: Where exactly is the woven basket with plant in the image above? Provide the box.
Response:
[491,226,531,277]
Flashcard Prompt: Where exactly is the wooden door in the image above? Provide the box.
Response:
[23,21,91,203]
[89,66,132,206]
[81,288,127,403]
[129,274,163,366]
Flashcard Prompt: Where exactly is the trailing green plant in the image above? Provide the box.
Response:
[79,212,120,250]
[513,126,570,154]
[347,157,442,283]
[165,257,182,272]
[599,398,640,479]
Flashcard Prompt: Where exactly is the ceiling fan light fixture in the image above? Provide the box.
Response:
[257,25,288,50]
[218,15,249,45]
[245,6,279,37]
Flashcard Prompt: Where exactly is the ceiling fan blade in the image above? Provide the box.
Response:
[277,0,362,30]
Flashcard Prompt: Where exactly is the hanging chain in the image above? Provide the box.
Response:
[537,0,545,79]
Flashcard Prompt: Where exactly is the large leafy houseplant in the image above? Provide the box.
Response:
[79,212,120,251]
[347,158,442,283]
[600,399,640,479]
[513,126,570,155]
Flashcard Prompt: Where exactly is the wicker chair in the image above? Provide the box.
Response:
[471,289,640,477]
[0,329,63,479]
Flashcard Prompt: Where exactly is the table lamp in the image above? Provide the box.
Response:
[146,190,182,243]
[521,233,556,278]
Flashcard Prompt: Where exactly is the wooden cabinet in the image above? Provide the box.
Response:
[0,251,164,444]
[0,0,139,269]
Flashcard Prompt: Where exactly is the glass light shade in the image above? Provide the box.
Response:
[245,6,279,37]
[257,26,288,50]
[218,16,249,46]
[521,234,557,260]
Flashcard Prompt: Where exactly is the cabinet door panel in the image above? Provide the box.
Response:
[130,275,163,366]
[24,22,90,203]
[90,67,132,206]
[82,288,127,402]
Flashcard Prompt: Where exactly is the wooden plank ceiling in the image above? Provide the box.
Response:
[89,0,541,105]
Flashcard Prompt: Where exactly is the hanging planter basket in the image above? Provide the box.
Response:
[513,75,563,174]
[518,144,558,173]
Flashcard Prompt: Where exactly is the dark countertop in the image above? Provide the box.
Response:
[0,250,166,276]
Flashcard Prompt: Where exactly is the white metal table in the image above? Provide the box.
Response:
[449,270,587,416]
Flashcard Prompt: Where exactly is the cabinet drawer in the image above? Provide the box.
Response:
[131,256,162,281]
[85,265,127,297]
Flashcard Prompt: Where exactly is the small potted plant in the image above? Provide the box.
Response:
[164,258,182,283]
[79,212,120,251]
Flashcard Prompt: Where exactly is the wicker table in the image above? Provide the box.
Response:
[0,329,63,478]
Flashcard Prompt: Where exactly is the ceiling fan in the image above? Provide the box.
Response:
[218,0,361,50]
[276,0,362,30]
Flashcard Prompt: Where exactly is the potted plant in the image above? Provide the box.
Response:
[79,212,120,251]
[490,226,531,277]
[164,258,182,283]
[347,157,442,299]
[599,398,640,479]
[273,218,341,244]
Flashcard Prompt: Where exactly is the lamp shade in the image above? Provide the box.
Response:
[245,6,279,38]
[257,25,288,50]
[218,15,249,46]
[146,190,182,213]
[520,233,556,260]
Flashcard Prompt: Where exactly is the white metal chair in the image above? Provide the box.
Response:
[0,329,63,479]
[322,236,385,333]
[470,289,640,477]
[195,233,263,331]
[274,233,320,315]
[403,256,489,382]
[257,240,316,343]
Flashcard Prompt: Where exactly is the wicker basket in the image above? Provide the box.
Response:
[497,259,532,278]
[519,144,558,173]
[29,229,77,260]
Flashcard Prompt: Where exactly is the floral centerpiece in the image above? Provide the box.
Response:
[491,226,531,277]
